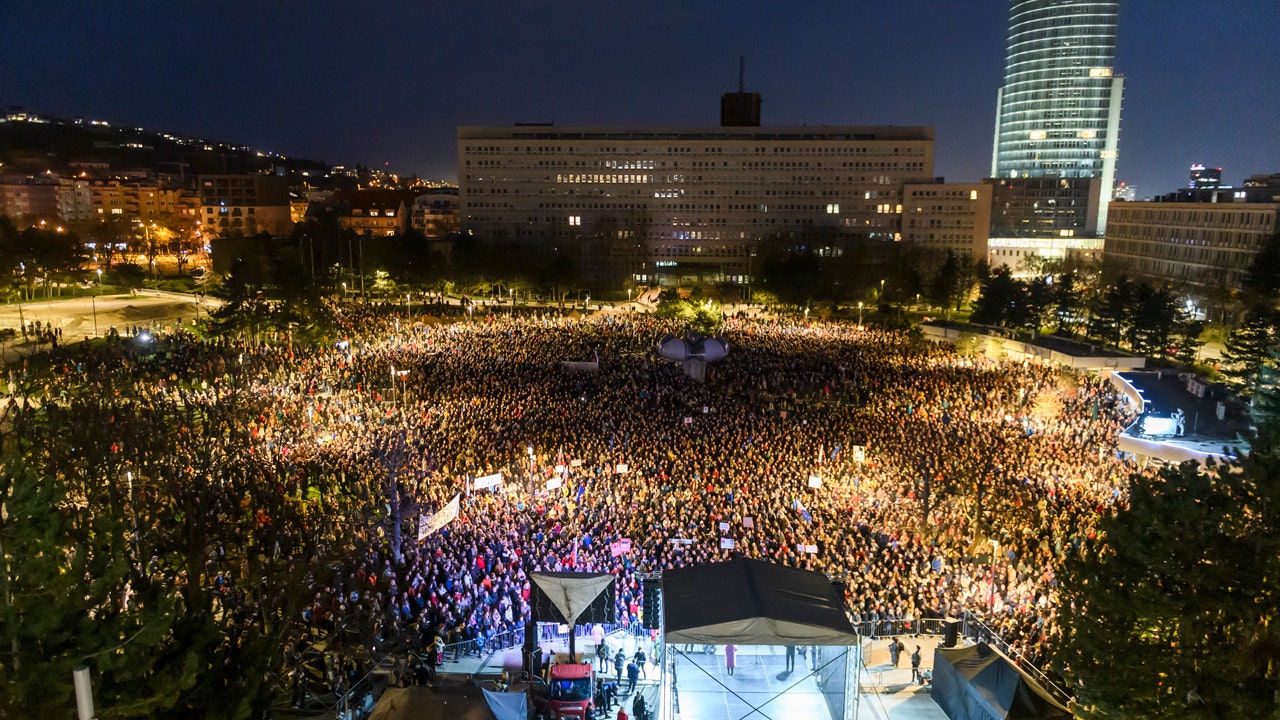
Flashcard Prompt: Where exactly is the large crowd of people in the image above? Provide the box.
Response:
[15,298,1140,702]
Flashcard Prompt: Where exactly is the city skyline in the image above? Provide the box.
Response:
[1,1,1277,195]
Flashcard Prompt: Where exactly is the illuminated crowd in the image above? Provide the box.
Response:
[23,300,1138,698]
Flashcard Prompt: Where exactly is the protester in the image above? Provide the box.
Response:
[19,301,1137,697]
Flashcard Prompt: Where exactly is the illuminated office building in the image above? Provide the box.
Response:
[990,0,1123,235]
[458,124,935,286]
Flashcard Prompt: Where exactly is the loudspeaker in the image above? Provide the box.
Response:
[943,617,961,648]
[642,580,661,630]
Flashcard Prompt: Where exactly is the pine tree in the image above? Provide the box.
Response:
[1220,305,1275,396]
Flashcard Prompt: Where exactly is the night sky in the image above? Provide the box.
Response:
[3,1,1277,196]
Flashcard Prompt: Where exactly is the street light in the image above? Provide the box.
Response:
[527,444,536,496]
[989,539,1000,611]
[406,293,411,320]
[857,301,864,326]
[342,281,348,297]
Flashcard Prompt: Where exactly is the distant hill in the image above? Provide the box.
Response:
[0,109,330,180]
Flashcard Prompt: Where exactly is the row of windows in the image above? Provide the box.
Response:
[1109,210,1276,228]
[463,144,927,157]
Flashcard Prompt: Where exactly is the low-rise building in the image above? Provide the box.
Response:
[1102,182,1280,296]
[901,182,991,260]
[411,187,460,237]
[198,174,293,238]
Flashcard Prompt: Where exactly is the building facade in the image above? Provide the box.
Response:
[198,174,292,238]
[0,178,60,225]
[411,187,460,237]
[901,182,991,260]
[458,125,934,286]
[990,0,1123,235]
[1103,191,1280,295]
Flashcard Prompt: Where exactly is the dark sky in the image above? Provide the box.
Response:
[3,1,1277,197]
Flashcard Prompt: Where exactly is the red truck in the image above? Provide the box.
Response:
[530,662,596,719]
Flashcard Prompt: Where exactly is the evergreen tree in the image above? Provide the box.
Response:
[1128,283,1181,357]
[928,250,962,311]
[1051,271,1086,335]
[1057,454,1280,718]
[1086,276,1133,348]
[970,265,1020,327]
[1220,305,1275,396]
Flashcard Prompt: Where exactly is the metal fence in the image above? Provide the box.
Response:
[960,612,1071,706]
[849,617,948,639]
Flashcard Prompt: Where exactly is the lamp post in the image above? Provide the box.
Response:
[527,444,536,496]
[509,287,514,315]
[342,282,347,298]
[989,539,1000,612]
[879,278,885,300]
[857,301,864,326]
[390,366,397,406]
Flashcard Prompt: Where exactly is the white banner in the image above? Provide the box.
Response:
[718,522,730,532]
[743,516,754,528]
[616,463,629,474]
[418,494,460,541]
[670,538,694,546]
[851,445,867,463]
[570,459,583,467]
[554,464,566,475]
[720,538,736,549]
[805,544,819,554]
[808,476,823,489]
[474,473,504,491]
[546,477,563,491]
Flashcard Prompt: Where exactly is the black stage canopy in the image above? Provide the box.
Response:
[662,558,858,646]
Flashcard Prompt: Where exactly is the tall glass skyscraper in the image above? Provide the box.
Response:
[991,1,1123,234]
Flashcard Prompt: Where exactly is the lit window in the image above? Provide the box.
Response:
[969,190,978,200]
[1089,68,1113,78]
[1078,130,1096,139]
[568,216,581,226]
[369,210,378,217]
[1029,131,1047,141]
[826,204,839,214]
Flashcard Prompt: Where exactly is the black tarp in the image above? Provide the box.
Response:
[931,643,1070,720]
[662,558,858,646]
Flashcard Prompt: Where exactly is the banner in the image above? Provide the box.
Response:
[683,417,692,424]
[570,459,583,467]
[546,477,563,491]
[808,475,823,489]
[474,473,504,491]
[717,521,730,532]
[554,464,566,475]
[418,494,460,541]
[719,538,736,549]
[743,516,754,528]
[609,538,632,557]
[851,445,867,463]
[670,538,694,546]
[805,544,818,554]
[616,463,629,474]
